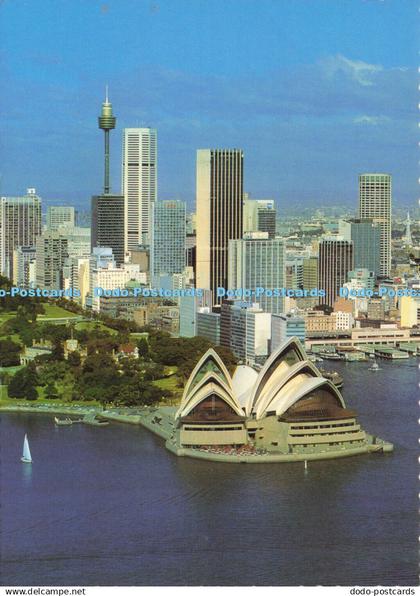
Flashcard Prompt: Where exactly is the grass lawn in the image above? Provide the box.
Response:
[75,321,118,334]
[153,374,183,397]
[38,304,80,319]
[0,365,23,375]
[0,312,18,325]
[130,332,149,340]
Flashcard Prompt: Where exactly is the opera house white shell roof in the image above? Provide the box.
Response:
[176,338,348,422]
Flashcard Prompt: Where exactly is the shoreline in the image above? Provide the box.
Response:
[2,402,394,464]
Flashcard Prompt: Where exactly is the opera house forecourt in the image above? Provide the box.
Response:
[162,337,393,463]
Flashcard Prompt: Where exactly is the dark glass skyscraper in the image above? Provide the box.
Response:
[318,237,353,307]
[196,149,243,305]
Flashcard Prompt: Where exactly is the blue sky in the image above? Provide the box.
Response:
[0,0,417,210]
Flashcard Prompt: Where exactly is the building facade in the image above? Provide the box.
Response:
[358,174,391,277]
[318,237,353,307]
[122,128,157,249]
[271,314,306,352]
[151,200,186,279]
[196,308,221,345]
[196,149,243,304]
[228,232,285,314]
[243,196,276,238]
[220,300,271,365]
[35,231,69,290]
[46,206,75,230]
[0,189,42,280]
[14,246,36,288]
[91,194,125,266]
[339,218,380,278]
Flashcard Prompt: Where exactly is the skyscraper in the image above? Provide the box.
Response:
[91,194,125,265]
[0,188,42,279]
[318,237,353,307]
[196,149,243,304]
[91,92,125,265]
[151,200,186,279]
[228,232,285,314]
[358,173,392,276]
[339,218,381,278]
[35,230,69,290]
[122,128,157,249]
[36,227,91,291]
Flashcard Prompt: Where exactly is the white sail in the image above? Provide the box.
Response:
[22,434,32,462]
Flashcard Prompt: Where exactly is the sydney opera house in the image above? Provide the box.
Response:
[171,337,392,462]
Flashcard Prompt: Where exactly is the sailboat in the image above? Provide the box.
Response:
[368,361,380,372]
[21,434,32,464]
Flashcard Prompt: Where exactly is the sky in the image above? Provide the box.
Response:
[0,0,417,211]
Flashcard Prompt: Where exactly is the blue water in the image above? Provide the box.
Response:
[1,359,418,586]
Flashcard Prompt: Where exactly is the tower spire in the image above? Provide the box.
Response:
[98,87,116,194]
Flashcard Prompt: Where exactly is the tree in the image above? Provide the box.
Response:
[45,382,59,399]
[8,362,39,400]
[67,351,81,367]
[0,338,21,367]
[137,338,149,359]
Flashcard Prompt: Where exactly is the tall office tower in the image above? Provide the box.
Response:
[339,218,381,278]
[91,194,125,265]
[122,128,157,249]
[35,231,69,290]
[358,173,392,276]
[318,237,353,307]
[243,196,276,238]
[0,188,42,279]
[196,149,243,304]
[46,206,75,230]
[228,232,285,314]
[151,200,186,278]
[91,92,125,265]
[35,227,91,291]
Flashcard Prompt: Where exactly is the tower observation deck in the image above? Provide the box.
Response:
[98,87,116,194]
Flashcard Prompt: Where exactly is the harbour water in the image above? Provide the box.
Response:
[1,359,418,586]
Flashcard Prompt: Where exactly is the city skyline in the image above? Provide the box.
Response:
[0,0,416,209]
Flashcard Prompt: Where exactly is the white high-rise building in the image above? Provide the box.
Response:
[228,232,285,314]
[122,128,157,250]
[358,173,392,276]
